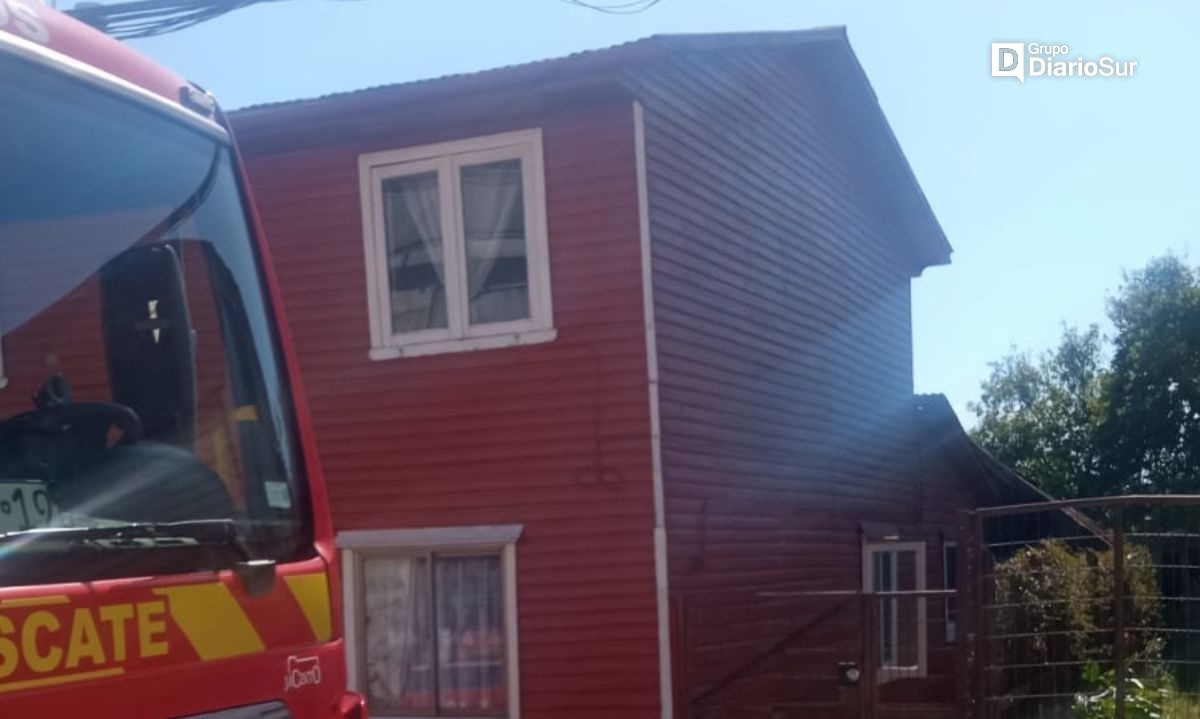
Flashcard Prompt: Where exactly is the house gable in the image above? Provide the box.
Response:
[234,29,949,276]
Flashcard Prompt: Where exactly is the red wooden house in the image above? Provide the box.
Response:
[231,29,1041,719]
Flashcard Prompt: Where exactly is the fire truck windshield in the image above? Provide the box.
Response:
[0,52,310,583]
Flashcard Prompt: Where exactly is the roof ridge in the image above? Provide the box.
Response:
[231,28,848,115]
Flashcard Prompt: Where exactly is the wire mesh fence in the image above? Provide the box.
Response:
[964,496,1200,719]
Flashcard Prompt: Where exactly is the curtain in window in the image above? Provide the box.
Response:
[382,172,447,333]
[459,160,530,325]
[363,556,433,713]
[435,555,506,713]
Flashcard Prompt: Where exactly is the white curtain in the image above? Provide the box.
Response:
[383,172,446,332]
[363,556,433,713]
[459,160,528,325]
[435,555,505,712]
[398,175,445,287]
[363,554,505,715]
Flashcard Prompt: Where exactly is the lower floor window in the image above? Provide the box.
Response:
[863,541,928,681]
[341,526,521,718]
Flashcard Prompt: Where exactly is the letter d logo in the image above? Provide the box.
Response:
[991,42,1025,83]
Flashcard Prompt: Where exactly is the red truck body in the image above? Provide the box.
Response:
[0,2,362,717]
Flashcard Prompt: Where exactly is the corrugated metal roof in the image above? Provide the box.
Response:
[232,28,847,115]
[913,393,1050,505]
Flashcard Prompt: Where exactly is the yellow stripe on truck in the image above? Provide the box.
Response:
[0,596,69,609]
[0,667,125,694]
[283,573,332,643]
[153,584,264,660]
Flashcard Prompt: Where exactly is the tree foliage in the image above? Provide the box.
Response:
[972,256,1200,498]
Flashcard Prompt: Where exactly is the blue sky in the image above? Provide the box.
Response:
[87,0,1200,423]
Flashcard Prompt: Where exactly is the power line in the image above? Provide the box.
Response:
[67,0,359,39]
[556,0,664,13]
[67,0,665,40]
[69,0,269,38]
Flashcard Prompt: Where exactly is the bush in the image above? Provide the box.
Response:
[993,540,1162,667]
[991,540,1163,706]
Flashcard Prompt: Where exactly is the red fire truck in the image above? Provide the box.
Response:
[0,2,365,717]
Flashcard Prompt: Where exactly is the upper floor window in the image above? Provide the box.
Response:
[359,130,554,360]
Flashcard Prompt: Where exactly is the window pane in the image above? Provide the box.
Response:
[873,551,895,592]
[460,160,531,326]
[435,555,506,714]
[894,551,920,668]
[881,598,896,665]
[382,172,448,334]
[944,545,957,588]
[363,556,434,714]
[945,545,958,642]
[874,553,896,664]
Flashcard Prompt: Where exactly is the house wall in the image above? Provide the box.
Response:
[629,47,963,712]
[232,93,664,718]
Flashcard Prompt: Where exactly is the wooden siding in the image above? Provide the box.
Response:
[629,47,966,713]
[233,97,663,718]
[635,44,921,586]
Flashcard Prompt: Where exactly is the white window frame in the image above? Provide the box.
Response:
[862,541,927,682]
[338,525,523,719]
[943,540,957,643]
[359,129,555,361]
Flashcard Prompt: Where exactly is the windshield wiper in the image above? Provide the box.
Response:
[0,518,254,560]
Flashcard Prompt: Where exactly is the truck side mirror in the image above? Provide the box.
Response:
[100,242,197,449]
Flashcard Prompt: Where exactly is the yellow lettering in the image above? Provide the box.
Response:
[0,615,17,679]
[98,604,133,662]
[136,601,167,658]
[21,610,61,673]
[65,608,106,669]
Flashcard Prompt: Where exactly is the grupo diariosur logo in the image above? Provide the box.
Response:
[991,42,1137,83]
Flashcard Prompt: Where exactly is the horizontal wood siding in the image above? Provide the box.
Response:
[234,98,662,718]
[630,48,954,713]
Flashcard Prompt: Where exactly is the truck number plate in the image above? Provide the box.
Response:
[0,481,55,533]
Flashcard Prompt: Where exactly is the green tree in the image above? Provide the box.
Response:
[971,255,1200,498]
[971,325,1106,498]
[1099,258,1200,495]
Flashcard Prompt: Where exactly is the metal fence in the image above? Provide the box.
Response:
[962,495,1200,719]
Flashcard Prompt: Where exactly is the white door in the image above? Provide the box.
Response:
[863,542,927,682]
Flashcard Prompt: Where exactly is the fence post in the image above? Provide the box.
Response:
[973,510,988,719]
[672,594,688,719]
[859,590,876,719]
[956,512,977,719]
[1113,507,1127,719]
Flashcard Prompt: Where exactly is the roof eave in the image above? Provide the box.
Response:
[826,33,953,274]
